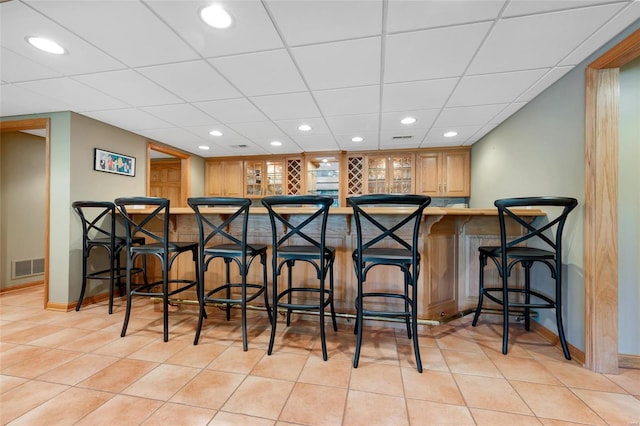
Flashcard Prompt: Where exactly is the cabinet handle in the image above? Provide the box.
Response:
[443,183,447,193]
[438,183,442,192]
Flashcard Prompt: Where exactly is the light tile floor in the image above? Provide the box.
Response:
[1,286,639,425]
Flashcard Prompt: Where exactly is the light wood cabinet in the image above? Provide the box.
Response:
[245,158,284,198]
[205,159,244,197]
[365,153,414,194]
[244,156,303,198]
[150,159,183,206]
[416,149,470,197]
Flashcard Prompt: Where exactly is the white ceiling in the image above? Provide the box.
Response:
[1,0,639,158]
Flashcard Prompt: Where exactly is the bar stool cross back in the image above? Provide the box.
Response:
[262,195,338,361]
[72,201,146,314]
[472,196,578,359]
[188,197,271,351]
[348,194,432,372]
[115,197,199,342]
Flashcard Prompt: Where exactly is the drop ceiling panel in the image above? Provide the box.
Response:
[423,125,483,145]
[16,77,129,111]
[334,133,380,151]
[1,2,125,75]
[384,22,492,82]
[27,0,199,67]
[489,102,527,125]
[142,104,217,127]
[502,0,623,17]
[274,118,332,139]
[379,129,428,148]
[250,92,321,120]
[265,0,382,46]
[435,104,508,127]
[516,67,572,102]
[382,79,458,112]
[82,108,172,131]
[137,61,241,102]
[293,134,341,152]
[209,50,307,96]
[313,86,380,116]
[325,114,379,136]
[467,3,626,74]
[146,0,284,58]
[386,0,506,33]
[0,48,62,82]
[448,69,549,107]
[0,83,71,116]
[380,109,439,132]
[292,37,381,90]
[194,98,268,124]
[559,2,640,66]
[139,127,207,147]
[227,121,288,140]
[73,70,183,107]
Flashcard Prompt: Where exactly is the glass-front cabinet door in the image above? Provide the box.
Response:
[245,160,263,197]
[389,155,412,193]
[366,155,388,194]
[265,160,283,196]
[365,153,413,194]
[245,159,284,197]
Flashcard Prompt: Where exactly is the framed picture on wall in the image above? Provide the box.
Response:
[94,148,136,177]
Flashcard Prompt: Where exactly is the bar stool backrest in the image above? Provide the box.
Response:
[114,196,170,252]
[495,196,578,256]
[347,193,432,256]
[187,196,251,255]
[72,201,118,246]
[261,195,333,254]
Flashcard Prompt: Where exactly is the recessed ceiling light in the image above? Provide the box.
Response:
[209,130,223,137]
[351,136,364,142]
[270,140,282,147]
[198,145,210,150]
[298,124,312,132]
[443,131,458,138]
[26,36,65,54]
[400,116,417,125]
[200,5,233,29]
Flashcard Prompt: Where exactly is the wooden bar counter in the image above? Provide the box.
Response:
[134,206,544,323]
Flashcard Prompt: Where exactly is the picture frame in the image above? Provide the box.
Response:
[94,148,136,177]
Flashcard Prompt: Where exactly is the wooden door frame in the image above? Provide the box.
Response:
[0,118,51,308]
[585,28,640,373]
[147,142,191,206]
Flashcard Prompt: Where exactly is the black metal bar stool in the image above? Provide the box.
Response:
[472,196,578,359]
[115,197,199,342]
[72,201,146,314]
[188,197,271,350]
[261,195,337,361]
[347,194,431,372]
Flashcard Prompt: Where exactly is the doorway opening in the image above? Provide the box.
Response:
[0,118,50,308]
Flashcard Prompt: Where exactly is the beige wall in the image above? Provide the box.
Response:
[618,56,640,355]
[0,112,206,304]
[470,20,640,353]
[66,113,149,303]
[0,132,46,289]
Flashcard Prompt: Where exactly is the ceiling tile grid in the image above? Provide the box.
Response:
[0,0,638,157]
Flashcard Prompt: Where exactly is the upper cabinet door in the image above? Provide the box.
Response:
[206,160,244,197]
[442,150,470,196]
[416,149,470,197]
[365,153,414,194]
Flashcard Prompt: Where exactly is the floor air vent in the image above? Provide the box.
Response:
[12,258,45,279]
